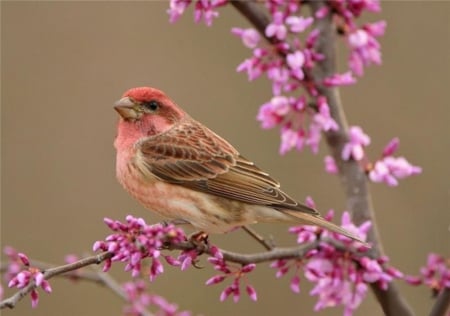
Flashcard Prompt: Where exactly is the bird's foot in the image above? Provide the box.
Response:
[188,231,209,249]
[186,231,209,269]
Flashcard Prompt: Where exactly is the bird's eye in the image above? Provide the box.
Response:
[143,100,160,112]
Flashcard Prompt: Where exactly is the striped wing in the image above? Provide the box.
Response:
[135,119,318,215]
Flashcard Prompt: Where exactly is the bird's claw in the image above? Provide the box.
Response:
[188,231,209,253]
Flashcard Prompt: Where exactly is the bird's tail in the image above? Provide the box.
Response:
[283,210,370,247]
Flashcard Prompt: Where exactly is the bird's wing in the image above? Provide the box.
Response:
[135,119,319,216]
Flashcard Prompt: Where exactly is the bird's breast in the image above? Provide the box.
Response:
[115,152,259,233]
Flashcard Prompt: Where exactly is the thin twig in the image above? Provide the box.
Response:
[0,259,105,285]
[241,225,275,250]
[0,252,112,309]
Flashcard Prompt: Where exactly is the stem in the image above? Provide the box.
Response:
[241,225,275,250]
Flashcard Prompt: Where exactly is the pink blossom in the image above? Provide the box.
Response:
[290,275,301,293]
[93,216,186,280]
[177,249,199,271]
[348,21,387,76]
[257,96,291,129]
[267,64,290,95]
[231,27,260,49]
[123,279,191,316]
[194,0,227,26]
[286,50,305,80]
[207,255,257,302]
[305,196,316,209]
[246,285,258,301]
[305,123,322,154]
[6,250,52,308]
[406,253,450,296]
[338,211,372,244]
[382,137,400,156]
[167,0,227,26]
[236,47,269,81]
[265,12,287,40]
[64,254,79,264]
[337,0,381,19]
[280,127,304,155]
[351,0,381,14]
[313,96,338,131]
[342,126,371,161]
[167,0,190,23]
[369,156,422,186]
[290,212,402,315]
[314,6,329,19]
[18,253,30,266]
[323,72,356,87]
[324,155,338,174]
[285,15,313,33]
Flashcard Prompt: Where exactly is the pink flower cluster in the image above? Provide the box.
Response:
[406,253,450,296]
[122,279,191,316]
[273,210,403,316]
[369,138,422,186]
[206,252,258,303]
[93,216,186,281]
[167,1,386,155]
[257,94,338,154]
[341,126,371,161]
[327,130,421,186]
[3,248,52,308]
[168,0,228,26]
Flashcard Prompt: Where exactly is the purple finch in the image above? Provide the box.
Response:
[114,87,365,243]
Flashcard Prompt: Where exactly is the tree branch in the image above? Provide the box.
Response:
[231,1,414,315]
[430,288,450,316]
[2,238,365,310]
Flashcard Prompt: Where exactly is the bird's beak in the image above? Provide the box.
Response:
[114,97,140,120]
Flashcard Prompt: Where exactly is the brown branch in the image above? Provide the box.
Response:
[231,1,414,315]
[1,259,106,285]
[0,252,113,309]
[430,288,450,316]
[1,238,366,310]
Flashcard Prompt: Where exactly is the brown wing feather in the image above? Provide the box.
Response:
[137,118,319,216]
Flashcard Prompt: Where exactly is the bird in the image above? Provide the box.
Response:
[113,86,366,244]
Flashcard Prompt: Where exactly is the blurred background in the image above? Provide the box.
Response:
[2,2,449,316]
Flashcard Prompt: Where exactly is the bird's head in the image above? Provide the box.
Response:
[114,87,185,137]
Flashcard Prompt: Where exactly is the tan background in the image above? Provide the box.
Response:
[2,2,449,316]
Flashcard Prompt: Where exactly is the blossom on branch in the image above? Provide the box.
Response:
[275,210,404,316]
[93,216,186,281]
[168,0,228,26]
[368,138,422,186]
[342,126,371,161]
[122,279,191,316]
[4,250,52,308]
[167,0,387,158]
[406,253,450,296]
[206,255,258,303]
